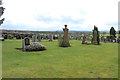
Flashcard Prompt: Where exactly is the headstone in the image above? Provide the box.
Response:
[101,36,105,41]
[106,36,110,42]
[49,34,53,41]
[22,37,30,51]
[117,37,120,43]
[32,34,38,42]
[3,34,8,39]
[16,35,21,39]
[37,35,41,41]
[86,36,91,41]
[82,36,87,44]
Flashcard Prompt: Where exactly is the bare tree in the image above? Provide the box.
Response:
[0,0,5,26]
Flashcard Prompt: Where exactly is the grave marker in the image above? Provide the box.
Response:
[22,37,30,51]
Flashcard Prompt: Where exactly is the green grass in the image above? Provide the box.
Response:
[2,40,118,78]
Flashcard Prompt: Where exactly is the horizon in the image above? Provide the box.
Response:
[0,28,116,32]
[0,0,119,31]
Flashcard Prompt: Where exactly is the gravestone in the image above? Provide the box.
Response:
[82,36,87,44]
[22,37,30,51]
[3,34,8,39]
[106,36,110,42]
[117,37,120,43]
[32,34,38,42]
[37,35,41,42]
[101,36,105,41]
[49,34,53,41]
[16,35,21,39]
[86,36,91,41]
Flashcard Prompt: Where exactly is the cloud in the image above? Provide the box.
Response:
[35,15,85,24]
[106,22,118,26]
[0,0,119,31]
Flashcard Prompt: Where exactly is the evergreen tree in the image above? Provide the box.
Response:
[110,27,116,40]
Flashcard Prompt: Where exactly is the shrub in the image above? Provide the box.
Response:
[25,42,46,51]
[58,37,71,47]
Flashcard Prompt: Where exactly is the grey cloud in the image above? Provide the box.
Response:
[35,15,85,24]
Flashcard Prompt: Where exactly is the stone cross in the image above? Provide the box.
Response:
[63,24,69,40]
[22,37,30,51]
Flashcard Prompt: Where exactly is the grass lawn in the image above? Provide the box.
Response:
[2,40,118,78]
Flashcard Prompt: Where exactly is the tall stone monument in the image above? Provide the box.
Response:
[59,24,70,47]
[92,25,100,45]
[63,24,69,40]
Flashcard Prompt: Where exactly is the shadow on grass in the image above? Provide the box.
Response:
[15,48,46,52]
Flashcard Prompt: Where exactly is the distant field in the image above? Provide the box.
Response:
[2,40,118,78]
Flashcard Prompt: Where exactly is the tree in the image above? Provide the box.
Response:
[0,0,5,26]
[110,27,116,40]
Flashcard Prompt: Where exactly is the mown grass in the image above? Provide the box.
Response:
[2,39,118,78]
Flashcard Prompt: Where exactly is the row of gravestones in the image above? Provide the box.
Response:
[2,34,58,41]
[2,34,32,39]
[101,36,120,43]
[1,33,120,44]
[81,36,120,43]
[31,34,58,42]
[22,36,120,51]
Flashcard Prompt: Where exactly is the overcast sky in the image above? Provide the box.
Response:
[0,0,119,31]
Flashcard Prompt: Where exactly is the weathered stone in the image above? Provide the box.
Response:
[63,24,69,40]
[22,37,30,51]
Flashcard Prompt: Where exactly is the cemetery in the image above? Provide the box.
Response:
[1,25,119,78]
[0,0,119,78]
